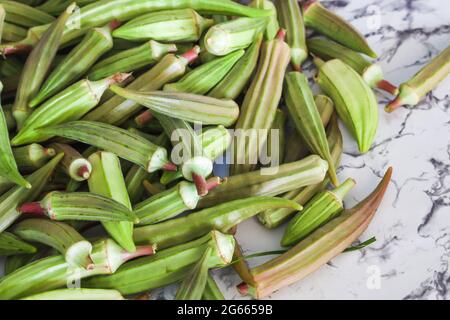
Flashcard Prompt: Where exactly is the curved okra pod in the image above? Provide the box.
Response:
[22,288,125,300]
[386,45,450,113]
[88,151,136,253]
[0,153,63,233]
[282,178,356,246]
[0,231,37,256]
[11,4,76,129]
[30,22,118,107]
[49,143,92,181]
[12,143,56,172]
[88,40,177,81]
[231,29,290,175]
[19,191,139,223]
[275,0,308,71]
[0,238,156,300]
[315,58,379,154]
[209,33,263,100]
[39,121,173,173]
[11,219,93,269]
[203,273,225,300]
[84,231,235,295]
[133,196,302,249]
[302,0,377,58]
[0,0,55,28]
[200,155,328,209]
[285,71,339,186]
[12,73,131,146]
[110,86,240,127]
[237,168,392,299]
[204,17,267,56]
[113,9,214,42]
[250,0,279,40]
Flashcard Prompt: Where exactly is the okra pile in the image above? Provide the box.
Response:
[0,0,448,301]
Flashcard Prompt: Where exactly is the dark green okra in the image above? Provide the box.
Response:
[12,143,56,172]
[0,0,55,27]
[0,231,37,256]
[0,57,23,78]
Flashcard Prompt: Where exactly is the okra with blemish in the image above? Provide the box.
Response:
[49,143,92,182]
[12,143,56,172]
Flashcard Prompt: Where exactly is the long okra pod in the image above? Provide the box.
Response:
[203,273,225,300]
[250,0,279,40]
[0,0,55,27]
[49,143,92,181]
[22,289,125,300]
[0,231,37,256]
[12,143,56,172]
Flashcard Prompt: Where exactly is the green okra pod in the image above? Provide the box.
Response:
[0,4,4,44]
[231,29,291,175]
[386,45,450,113]
[126,165,153,205]
[0,57,23,78]
[88,40,177,81]
[12,73,131,146]
[113,9,214,42]
[22,289,125,300]
[39,121,173,173]
[203,273,225,300]
[133,196,302,249]
[315,58,379,154]
[1,21,27,42]
[275,0,308,71]
[4,252,42,275]
[88,151,136,253]
[12,143,56,172]
[282,178,356,247]
[250,0,279,40]
[19,191,139,223]
[0,0,55,28]
[3,104,16,132]
[37,0,97,15]
[11,218,93,269]
[204,17,267,56]
[0,153,63,233]
[49,143,92,181]
[84,231,235,295]
[11,3,76,129]
[265,109,286,166]
[302,0,377,58]
[0,231,37,256]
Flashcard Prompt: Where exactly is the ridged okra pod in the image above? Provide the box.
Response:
[22,289,125,300]
[88,40,177,81]
[282,178,356,246]
[265,109,286,166]
[0,153,63,233]
[386,45,450,113]
[204,17,267,56]
[88,151,136,253]
[39,121,173,173]
[11,3,76,129]
[0,238,156,300]
[0,4,5,43]
[19,191,138,223]
[203,273,225,300]
[315,58,379,154]
[133,197,302,249]
[231,30,290,175]
[275,0,308,71]
[12,143,56,172]
[4,251,42,275]
[30,22,118,107]
[11,219,93,269]
[113,9,213,42]
[1,21,27,42]
[285,71,338,186]
[84,231,235,295]
[0,231,37,256]
[307,38,398,95]
[0,0,54,28]
[250,0,279,40]
[12,73,130,146]
[303,0,377,58]
[37,0,97,15]
[237,168,392,299]
[49,143,92,181]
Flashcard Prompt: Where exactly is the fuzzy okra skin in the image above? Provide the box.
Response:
[315,58,379,154]
[0,231,37,256]
[133,197,302,249]
[0,0,55,28]
[0,153,63,233]
[238,168,393,299]
[113,9,213,42]
[386,45,450,113]
[22,289,125,300]
[84,231,235,295]
[49,143,92,182]
[38,121,172,173]
[231,29,291,175]
[302,0,377,58]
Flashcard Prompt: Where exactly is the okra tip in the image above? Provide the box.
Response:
[181,46,201,64]
[77,165,91,180]
[122,244,157,261]
[237,282,256,297]
[18,202,45,216]
[162,163,178,172]
[276,29,287,41]
[192,173,209,197]
[377,80,399,96]
[1,44,32,57]
[135,110,153,127]
[385,96,404,113]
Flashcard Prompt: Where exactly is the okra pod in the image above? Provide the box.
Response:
[49,143,92,181]
[0,4,4,44]
[0,0,55,28]
[231,29,290,175]
[203,273,225,300]
[0,56,23,78]
[126,165,153,205]
[250,0,279,40]
[0,231,37,256]
[113,9,213,42]
[4,252,42,275]
[265,109,286,166]
[1,21,27,42]
[37,0,97,15]
[12,143,56,172]
[204,17,267,56]
[303,0,377,58]
[22,289,125,300]
[3,104,16,132]
[88,40,177,81]
[386,45,450,112]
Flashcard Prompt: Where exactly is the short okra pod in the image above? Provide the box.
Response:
[113,9,214,43]
[0,0,55,28]
[19,191,139,223]
[88,40,177,81]
[0,231,37,256]
[204,17,267,56]
[49,143,92,181]
[203,273,225,300]
[22,289,125,300]
[302,0,377,58]
[386,45,450,113]
[275,0,308,71]
[30,21,119,107]
[12,143,56,172]
[250,0,279,40]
